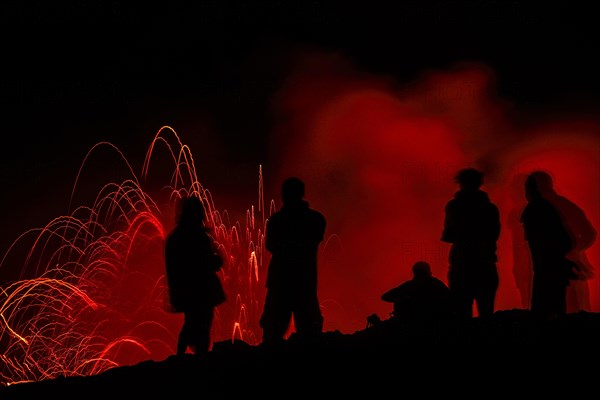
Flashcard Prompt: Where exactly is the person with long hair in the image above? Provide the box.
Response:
[165,195,226,356]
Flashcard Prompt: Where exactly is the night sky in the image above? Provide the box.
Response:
[1,2,599,333]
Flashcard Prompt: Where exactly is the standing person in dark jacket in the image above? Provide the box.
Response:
[520,171,580,320]
[259,177,327,346]
[165,195,226,356]
[441,168,501,320]
[519,170,596,313]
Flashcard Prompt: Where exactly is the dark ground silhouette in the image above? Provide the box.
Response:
[2,309,599,397]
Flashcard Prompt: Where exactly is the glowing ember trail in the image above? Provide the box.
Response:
[0,126,270,386]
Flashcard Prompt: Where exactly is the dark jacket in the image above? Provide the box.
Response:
[521,197,576,281]
[441,189,501,267]
[265,199,326,295]
[165,223,225,312]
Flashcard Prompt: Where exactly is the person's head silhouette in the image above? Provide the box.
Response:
[525,170,554,201]
[176,195,206,224]
[281,177,305,204]
[454,168,484,190]
[412,261,433,279]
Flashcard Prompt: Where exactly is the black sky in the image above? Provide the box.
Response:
[1,1,598,258]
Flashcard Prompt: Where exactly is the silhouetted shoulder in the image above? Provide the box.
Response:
[381,282,409,303]
[309,208,326,228]
[431,276,450,289]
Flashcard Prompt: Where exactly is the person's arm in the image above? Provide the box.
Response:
[316,212,326,244]
[199,233,223,272]
[491,204,501,241]
[381,286,401,302]
[441,201,456,243]
[265,217,277,253]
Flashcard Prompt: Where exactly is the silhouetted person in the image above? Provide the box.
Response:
[259,177,326,345]
[520,171,595,319]
[381,261,454,324]
[165,195,226,356]
[527,171,596,312]
[441,168,501,320]
[507,173,534,309]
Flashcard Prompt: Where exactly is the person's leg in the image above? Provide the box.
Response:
[260,289,292,345]
[448,268,473,320]
[293,294,323,338]
[531,273,558,319]
[191,307,214,356]
[475,265,499,318]
[547,277,568,319]
[177,313,190,355]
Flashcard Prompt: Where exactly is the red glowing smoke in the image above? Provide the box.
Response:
[267,51,600,333]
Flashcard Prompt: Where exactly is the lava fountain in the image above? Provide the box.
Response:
[0,126,271,386]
